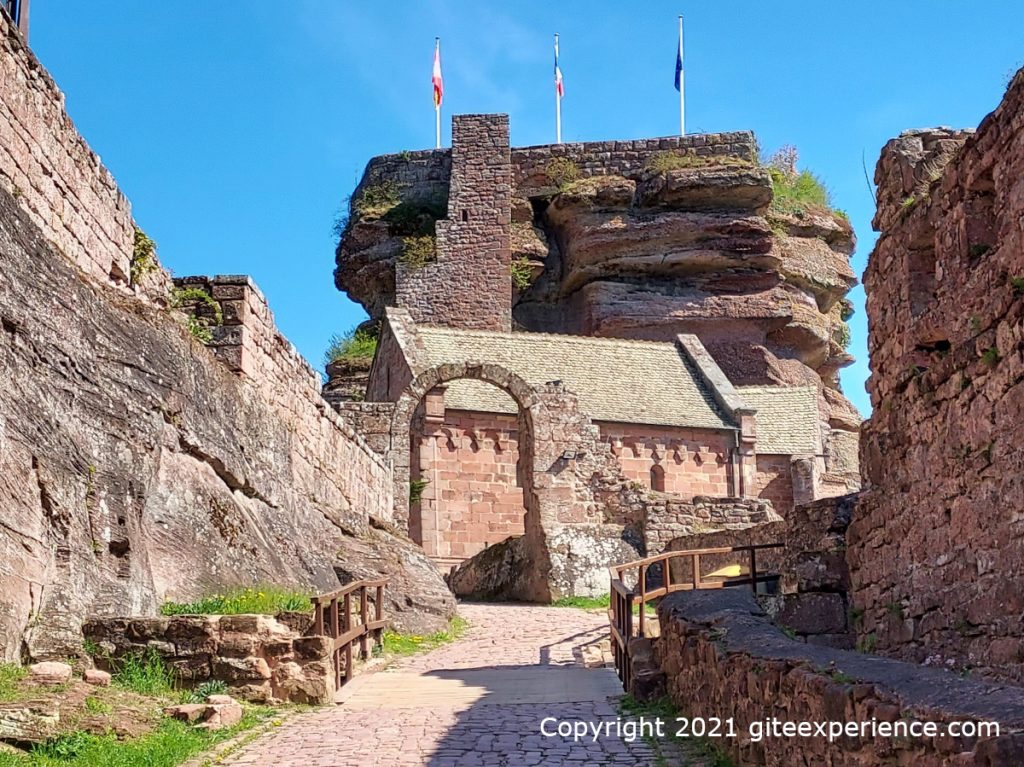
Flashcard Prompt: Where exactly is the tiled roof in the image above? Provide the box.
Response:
[415,327,733,430]
[736,385,819,455]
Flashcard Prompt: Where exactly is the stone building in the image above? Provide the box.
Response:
[335,113,862,572]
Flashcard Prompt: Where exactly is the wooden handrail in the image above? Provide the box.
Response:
[608,542,782,691]
[311,579,388,690]
[312,578,389,605]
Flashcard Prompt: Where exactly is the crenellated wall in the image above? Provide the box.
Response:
[853,68,1024,682]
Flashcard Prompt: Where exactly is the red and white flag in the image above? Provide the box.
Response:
[554,35,564,98]
[432,39,444,109]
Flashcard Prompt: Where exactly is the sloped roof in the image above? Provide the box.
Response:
[736,385,819,454]
[415,326,733,430]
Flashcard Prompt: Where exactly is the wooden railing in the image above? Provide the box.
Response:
[312,578,387,689]
[609,544,782,691]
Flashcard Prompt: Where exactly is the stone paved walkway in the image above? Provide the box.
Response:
[220,603,696,767]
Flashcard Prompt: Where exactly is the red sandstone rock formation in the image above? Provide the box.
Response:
[335,132,861,491]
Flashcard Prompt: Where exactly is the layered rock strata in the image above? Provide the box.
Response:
[336,131,861,492]
[0,183,453,661]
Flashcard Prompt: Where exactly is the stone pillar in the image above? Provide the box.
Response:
[735,410,758,497]
[790,455,817,506]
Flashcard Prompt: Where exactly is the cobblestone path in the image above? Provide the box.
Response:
[220,603,695,767]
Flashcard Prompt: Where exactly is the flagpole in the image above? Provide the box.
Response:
[678,16,685,137]
[554,33,562,144]
[435,38,442,149]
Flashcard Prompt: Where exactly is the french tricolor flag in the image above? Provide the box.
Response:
[554,35,564,98]
[432,38,444,108]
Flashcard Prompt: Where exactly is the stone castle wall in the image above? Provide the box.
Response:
[411,409,526,564]
[83,614,335,705]
[752,454,797,515]
[597,423,733,498]
[173,275,393,525]
[643,496,778,555]
[0,27,460,659]
[853,69,1024,681]
[0,11,164,298]
[407,402,796,565]
[511,131,756,190]
[655,589,1024,767]
[395,114,512,331]
[353,131,755,202]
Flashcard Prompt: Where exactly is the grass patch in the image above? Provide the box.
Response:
[111,648,176,696]
[645,151,752,174]
[159,585,312,616]
[551,594,656,616]
[130,226,158,285]
[382,616,468,657]
[180,679,229,705]
[324,326,377,367]
[552,594,610,610]
[982,346,1001,365]
[83,696,112,715]
[619,695,737,767]
[409,478,429,504]
[170,286,223,345]
[353,180,402,218]
[398,235,436,268]
[511,257,533,290]
[0,663,27,702]
[0,710,273,767]
[545,157,581,189]
[769,167,831,216]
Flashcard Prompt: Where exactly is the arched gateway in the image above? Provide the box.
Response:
[388,361,540,552]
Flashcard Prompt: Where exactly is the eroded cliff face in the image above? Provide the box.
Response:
[852,69,1024,682]
[0,188,454,661]
[335,134,861,489]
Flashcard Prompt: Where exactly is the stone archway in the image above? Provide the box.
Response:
[389,363,645,601]
[388,362,540,535]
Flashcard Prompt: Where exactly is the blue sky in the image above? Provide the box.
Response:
[29,1,1023,416]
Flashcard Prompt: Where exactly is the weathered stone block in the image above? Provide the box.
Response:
[776,593,848,636]
[28,662,72,685]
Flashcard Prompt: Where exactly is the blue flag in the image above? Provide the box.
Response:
[674,37,683,91]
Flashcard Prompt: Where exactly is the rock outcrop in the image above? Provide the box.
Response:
[852,68,1024,682]
[0,186,453,661]
[335,133,861,491]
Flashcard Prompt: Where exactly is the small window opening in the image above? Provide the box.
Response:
[650,464,666,492]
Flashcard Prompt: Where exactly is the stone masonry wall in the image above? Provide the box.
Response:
[395,114,512,331]
[655,589,1024,767]
[83,614,335,705]
[411,409,525,564]
[853,68,1024,682]
[752,454,797,515]
[511,131,756,192]
[0,11,165,299]
[174,276,393,524]
[597,423,733,498]
[0,182,459,662]
[643,496,779,555]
